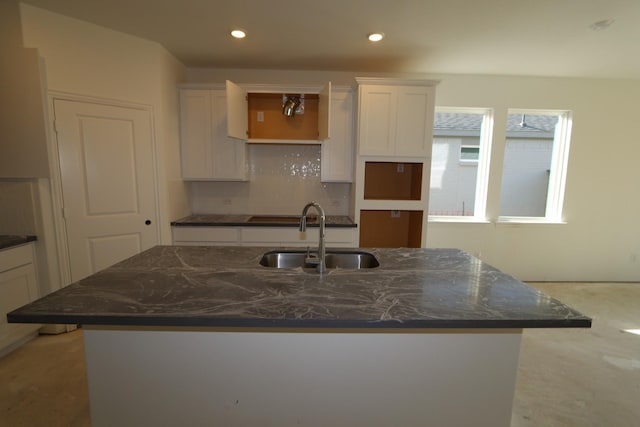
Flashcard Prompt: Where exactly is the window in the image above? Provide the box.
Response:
[429,108,493,219]
[460,146,480,163]
[498,110,572,221]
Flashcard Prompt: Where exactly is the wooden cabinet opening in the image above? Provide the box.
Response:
[359,210,423,248]
[364,162,422,200]
[248,93,319,140]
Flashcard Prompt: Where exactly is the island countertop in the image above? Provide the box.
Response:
[7,246,591,329]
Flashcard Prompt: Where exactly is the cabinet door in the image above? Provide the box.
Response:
[318,81,332,140]
[321,90,353,182]
[180,89,247,181]
[395,86,434,157]
[211,91,248,180]
[226,80,248,140]
[357,85,395,156]
[180,89,213,179]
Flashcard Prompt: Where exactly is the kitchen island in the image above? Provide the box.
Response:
[8,246,590,426]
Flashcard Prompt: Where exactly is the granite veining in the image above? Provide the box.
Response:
[171,214,356,228]
[0,235,37,250]
[7,246,591,329]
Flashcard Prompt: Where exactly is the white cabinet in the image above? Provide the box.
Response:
[179,89,248,181]
[0,243,40,356]
[356,79,437,157]
[321,89,354,182]
[173,226,357,248]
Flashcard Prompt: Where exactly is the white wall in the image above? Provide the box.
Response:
[188,68,640,281]
[19,4,190,245]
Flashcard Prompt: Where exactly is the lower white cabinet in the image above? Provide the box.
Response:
[0,243,40,356]
[173,227,357,248]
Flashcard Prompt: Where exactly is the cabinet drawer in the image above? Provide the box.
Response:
[172,227,240,244]
[0,244,34,272]
[241,228,306,246]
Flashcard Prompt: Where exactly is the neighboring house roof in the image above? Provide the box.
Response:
[433,112,557,138]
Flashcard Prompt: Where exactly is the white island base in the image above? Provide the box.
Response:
[83,327,522,427]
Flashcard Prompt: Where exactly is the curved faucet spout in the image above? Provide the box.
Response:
[299,202,326,273]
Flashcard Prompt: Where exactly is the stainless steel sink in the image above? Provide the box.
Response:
[259,250,379,270]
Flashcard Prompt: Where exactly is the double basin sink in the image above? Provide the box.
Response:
[260,250,379,270]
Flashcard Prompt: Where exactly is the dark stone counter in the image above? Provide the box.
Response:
[0,235,37,251]
[171,214,356,228]
[8,246,591,329]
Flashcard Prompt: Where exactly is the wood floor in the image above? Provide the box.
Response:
[1,282,639,426]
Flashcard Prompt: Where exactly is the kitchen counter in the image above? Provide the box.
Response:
[0,235,37,250]
[171,214,356,227]
[8,245,589,329]
[7,245,591,426]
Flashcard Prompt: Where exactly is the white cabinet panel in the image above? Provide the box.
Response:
[0,243,40,356]
[172,227,357,248]
[357,82,435,158]
[172,227,240,246]
[395,87,433,157]
[321,90,354,182]
[241,228,307,247]
[180,88,247,181]
[225,80,248,140]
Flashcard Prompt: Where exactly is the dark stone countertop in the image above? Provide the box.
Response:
[0,235,37,251]
[171,214,356,228]
[8,246,591,330]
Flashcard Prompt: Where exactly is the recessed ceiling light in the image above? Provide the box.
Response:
[231,29,246,39]
[368,33,384,42]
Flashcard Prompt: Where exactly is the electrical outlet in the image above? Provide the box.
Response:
[397,163,404,173]
[257,111,264,122]
[391,210,401,218]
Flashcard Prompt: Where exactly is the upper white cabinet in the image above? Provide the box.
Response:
[321,89,354,182]
[356,78,437,157]
[226,80,332,143]
[179,88,248,181]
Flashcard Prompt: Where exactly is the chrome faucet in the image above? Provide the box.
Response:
[299,201,326,273]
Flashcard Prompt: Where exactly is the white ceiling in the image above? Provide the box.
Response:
[21,0,640,79]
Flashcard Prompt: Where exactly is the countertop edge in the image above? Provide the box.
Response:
[0,235,37,251]
[7,313,592,330]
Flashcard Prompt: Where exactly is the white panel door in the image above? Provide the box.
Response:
[225,80,248,140]
[54,100,158,282]
[358,86,395,156]
[395,87,433,157]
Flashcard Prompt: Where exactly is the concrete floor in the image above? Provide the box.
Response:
[0,282,638,426]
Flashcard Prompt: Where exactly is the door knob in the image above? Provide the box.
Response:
[145,220,152,225]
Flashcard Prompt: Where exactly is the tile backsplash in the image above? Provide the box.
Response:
[191,144,351,216]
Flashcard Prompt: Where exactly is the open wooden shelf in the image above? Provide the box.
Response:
[248,93,319,140]
[359,210,423,248]
[364,162,423,200]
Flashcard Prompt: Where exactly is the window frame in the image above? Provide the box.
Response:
[497,109,573,224]
[429,107,494,223]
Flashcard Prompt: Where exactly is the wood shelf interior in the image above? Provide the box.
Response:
[248,93,319,140]
[359,210,423,248]
[364,162,423,200]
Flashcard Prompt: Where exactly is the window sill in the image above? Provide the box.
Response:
[496,217,566,225]
[428,216,491,224]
